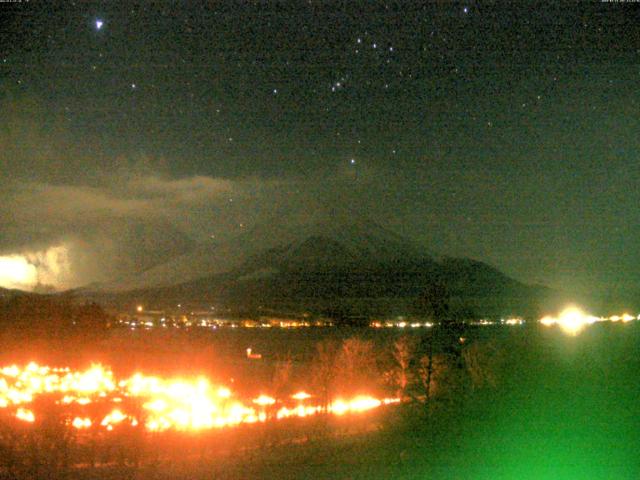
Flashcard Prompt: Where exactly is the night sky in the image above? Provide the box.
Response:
[1,2,640,294]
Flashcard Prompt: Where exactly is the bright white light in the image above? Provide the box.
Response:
[96,20,103,30]
[540,306,599,335]
[557,307,588,335]
[0,245,71,291]
[0,256,37,289]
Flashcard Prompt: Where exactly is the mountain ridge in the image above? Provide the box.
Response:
[98,210,430,291]
[80,227,559,320]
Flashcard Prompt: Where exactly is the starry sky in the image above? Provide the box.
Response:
[1,1,640,295]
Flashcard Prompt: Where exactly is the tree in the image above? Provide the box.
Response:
[310,340,338,412]
[415,277,467,407]
[417,352,449,404]
[389,335,415,400]
[334,337,378,396]
[271,354,293,403]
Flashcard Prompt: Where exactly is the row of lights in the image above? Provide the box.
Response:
[540,307,638,335]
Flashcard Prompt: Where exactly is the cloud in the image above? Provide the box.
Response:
[10,184,153,221]
[0,94,406,290]
[132,175,235,203]
[0,174,246,288]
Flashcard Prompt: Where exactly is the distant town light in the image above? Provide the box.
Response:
[539,306,603,335]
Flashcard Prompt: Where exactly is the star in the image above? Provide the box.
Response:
[350,158,356,165]
[96,20,104,30]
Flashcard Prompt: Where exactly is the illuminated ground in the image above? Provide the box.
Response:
[162,323,639,480]
[2,322,638,479]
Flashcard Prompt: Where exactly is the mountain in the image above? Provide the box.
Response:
[0,287,30,300]
[104,209,430,291]
[87,228,558,321]
[0,204,569,320]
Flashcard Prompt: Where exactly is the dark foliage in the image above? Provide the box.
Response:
[0,295,111,341]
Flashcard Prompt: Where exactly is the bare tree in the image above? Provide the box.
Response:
[390,335,415,400]
[310,340,338,412]
[417,353,449,404]
[335,337,378,396]
[272,354,293,403]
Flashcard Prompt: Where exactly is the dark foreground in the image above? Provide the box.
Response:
[66,322,640,480]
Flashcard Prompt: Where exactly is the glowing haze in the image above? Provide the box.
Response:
[0,245,71,291]
[0,363,399,432]
[0,255,36,290]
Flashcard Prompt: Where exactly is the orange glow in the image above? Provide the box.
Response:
[16,407,35,422]
[291,391,312,400]
[72,417,92,429]
[252,394,276,406]
[0,363,399,433]
[217,387,231,398]
[101,409,128,428]
[329,396,384,415]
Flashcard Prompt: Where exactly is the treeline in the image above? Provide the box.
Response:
[268,330,504,414]
[264,279,505,412]
[0,295,111,340]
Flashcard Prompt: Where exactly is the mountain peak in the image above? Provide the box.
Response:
[97,208,429,291]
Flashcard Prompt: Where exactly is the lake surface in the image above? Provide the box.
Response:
[411,322,640,479]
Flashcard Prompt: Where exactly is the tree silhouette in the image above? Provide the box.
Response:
[310,340,338,412]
